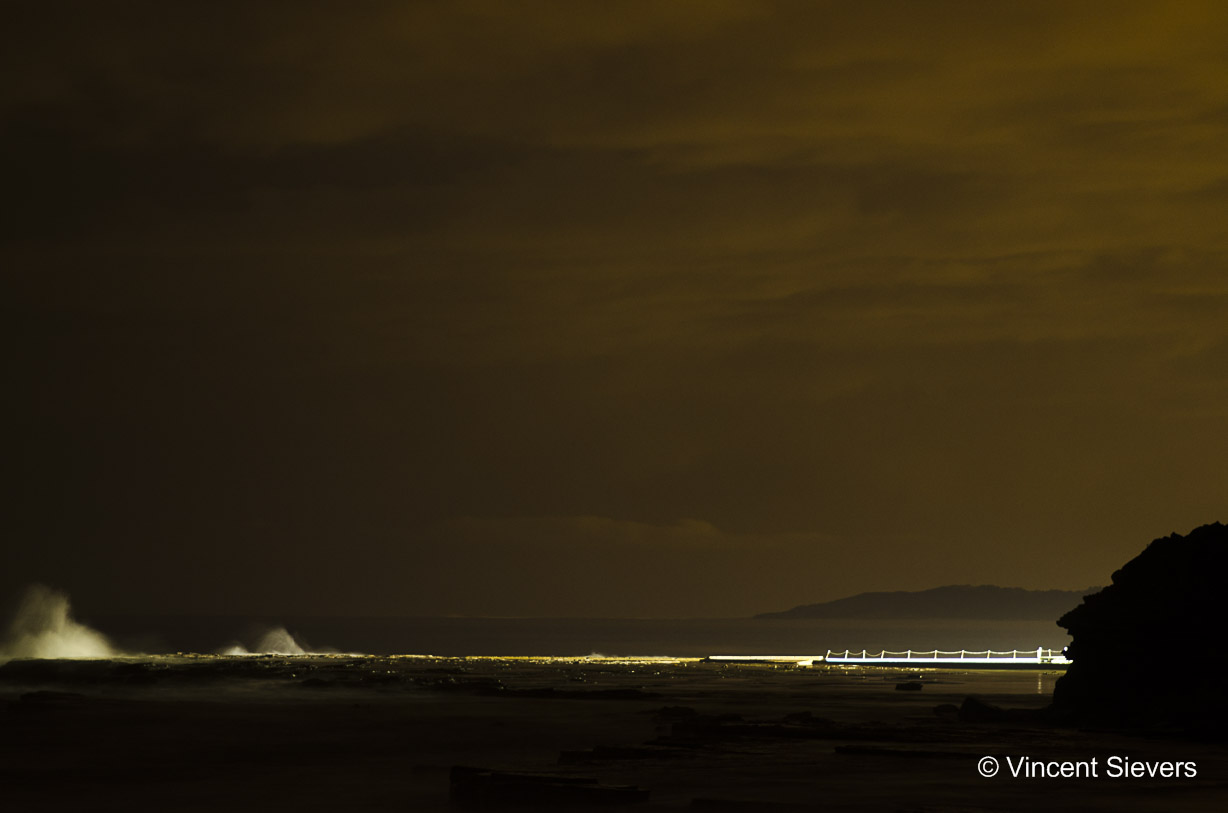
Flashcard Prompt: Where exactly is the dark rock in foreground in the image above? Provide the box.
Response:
[957,695,1042,723]
[1052,521,1227,736]
[449,765,649,807]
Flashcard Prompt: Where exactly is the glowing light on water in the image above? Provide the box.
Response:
[1,584,116,659]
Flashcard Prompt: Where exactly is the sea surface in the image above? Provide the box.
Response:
[91,614,1070,657]
[6,651,1219,813]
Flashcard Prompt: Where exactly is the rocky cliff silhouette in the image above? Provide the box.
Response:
[1052,521,1227,736]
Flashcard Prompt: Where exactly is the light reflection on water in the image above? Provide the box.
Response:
[0,652,1067,710]
[89,616,1072,658]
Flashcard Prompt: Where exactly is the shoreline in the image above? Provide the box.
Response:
[2,655,1218,811]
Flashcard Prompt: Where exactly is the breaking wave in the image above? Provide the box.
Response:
[1,584,116,659]
[219,626,323,655]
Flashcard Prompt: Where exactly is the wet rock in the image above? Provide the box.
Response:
[449,765,649,806]
[958,695,1005,722]
[833,744,970,759]
[652,705,699,720]
[932,703,959,718]
[18,690,86,704]
[691,799,822,811]
[494,686,661,700]
[781,710,834,726]
[298,677,334,688]
[957,695,1041,723]
[558,745,685,764]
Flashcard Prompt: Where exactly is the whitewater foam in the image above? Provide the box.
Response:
[219,626,320,655]
[1,584,116,659]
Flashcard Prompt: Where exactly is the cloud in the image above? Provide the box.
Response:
[414,515,873,617]
[5,3,1228,617]
[443,515,736,549]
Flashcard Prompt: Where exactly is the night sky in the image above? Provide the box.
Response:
[4,2,1226,618]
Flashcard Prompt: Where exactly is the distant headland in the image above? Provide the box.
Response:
[755,584,1099,621]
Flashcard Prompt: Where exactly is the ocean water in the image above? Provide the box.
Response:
[91,615,1070,658]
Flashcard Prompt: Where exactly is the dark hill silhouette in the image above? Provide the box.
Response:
[756,585,1097,620]
[1052,521,1228,736]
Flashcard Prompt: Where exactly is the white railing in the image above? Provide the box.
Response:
[823,647,1069,664]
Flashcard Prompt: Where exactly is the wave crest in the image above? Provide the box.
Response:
[2,584,116,659]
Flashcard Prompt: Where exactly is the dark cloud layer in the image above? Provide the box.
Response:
[3,2,1227,617]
